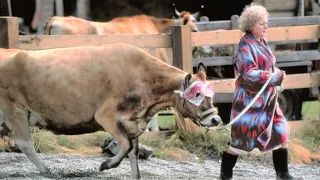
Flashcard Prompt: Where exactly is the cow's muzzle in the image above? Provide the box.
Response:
[195,108,221,127]
[200,113,221,127]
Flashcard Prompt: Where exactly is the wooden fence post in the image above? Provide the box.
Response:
[231,15,239,54]
[318,27,320,70]
[171,25,193,73]
[317,28,320,100]
[298,0,305,17]
[171,25,199,132]
[55,0,64,16]
[0,17,19,48]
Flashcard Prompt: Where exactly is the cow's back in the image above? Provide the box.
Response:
[104,15,160,34]
[44,16,98,35]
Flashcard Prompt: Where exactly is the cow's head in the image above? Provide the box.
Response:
[174,63,221,127]
[175,9,213,54]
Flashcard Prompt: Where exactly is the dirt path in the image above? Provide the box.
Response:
[0,152,319,180]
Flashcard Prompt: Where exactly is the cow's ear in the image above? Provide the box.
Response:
[196,71,206,81]
[183,74,192,88]
[197,62,207,73]
[196,63,207,81]
[183,16,189,25]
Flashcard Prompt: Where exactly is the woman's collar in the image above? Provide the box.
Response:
[246,31,266,44]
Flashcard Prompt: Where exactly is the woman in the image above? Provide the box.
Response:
[219,3,303,180]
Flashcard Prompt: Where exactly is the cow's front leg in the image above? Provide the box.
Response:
[99,121,133,171]
[128,138,140,179]
[97,112,146,179]
[99,140,131,171]
[100,137,140,179]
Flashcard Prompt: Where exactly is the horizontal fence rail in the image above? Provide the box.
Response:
[193,50,320,67]
[18,34,172,50]
[210,72,320,94]
[19,25,319,50]
[192,25,320,46]
[196,16,320,31]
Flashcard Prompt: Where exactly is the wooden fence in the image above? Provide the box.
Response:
[195,15,320,67]
[1,16,320,96]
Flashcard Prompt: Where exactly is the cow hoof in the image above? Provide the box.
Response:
[99,159,112,171]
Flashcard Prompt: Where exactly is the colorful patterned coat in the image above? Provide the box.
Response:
[230,32,288,153]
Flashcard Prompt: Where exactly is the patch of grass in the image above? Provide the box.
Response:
[288,140,313,164]
[31,128,59,153]
[175,129,229,157]
[140,128,229,160]
[139,133,188,160]
[302,101,320,120]
[83,131,110,147]
[157,115,176,130]
[152,151,169,159]
[30,129,110,153]
[293,120,320,152]
[57,135,81,150]
[287,118,320,163]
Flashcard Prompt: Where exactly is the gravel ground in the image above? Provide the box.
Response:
[0,152,318,180]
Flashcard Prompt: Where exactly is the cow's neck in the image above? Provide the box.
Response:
[144,62,187,117]
[150,17,176,34]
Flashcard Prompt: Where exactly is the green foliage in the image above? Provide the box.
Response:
[294,120,320,152]
[84,131,110,147]
[139,134,167,148]
[157,115,176,130]
[152,150,170,159]
[302,101,320,120]
[140,128,230,158]
[173,129,229,157]
[31,128,58,153]
[57,135,80,149]
[30,129,110,153]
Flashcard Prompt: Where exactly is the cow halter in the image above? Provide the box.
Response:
[174,81,216,126]
[174,81,214,106]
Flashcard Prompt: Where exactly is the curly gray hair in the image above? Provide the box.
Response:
[238,3,269,33]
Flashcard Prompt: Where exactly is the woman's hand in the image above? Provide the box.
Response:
[281,70,286,79]
[275,67,286,79]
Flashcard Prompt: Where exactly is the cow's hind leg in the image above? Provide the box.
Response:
[1,104,50,175]
[128,138,140,179]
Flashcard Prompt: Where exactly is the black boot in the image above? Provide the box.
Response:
[220,151,238,180]
[272,148,304,180]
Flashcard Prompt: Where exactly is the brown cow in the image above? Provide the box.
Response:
[43,10,213,64]
[0,44,220,179]
[43,10,213,132]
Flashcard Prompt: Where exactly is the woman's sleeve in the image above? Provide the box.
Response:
[235,46,284,87]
